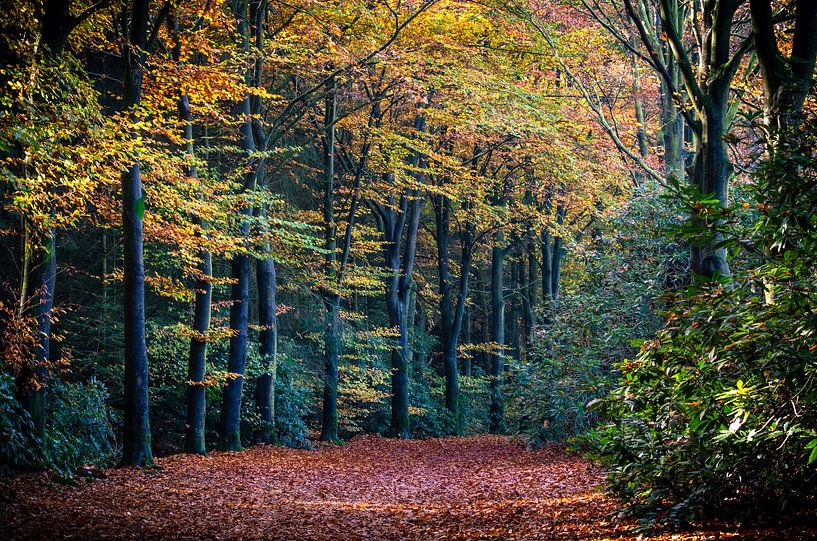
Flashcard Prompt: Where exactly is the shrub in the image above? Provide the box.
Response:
[274,355,312,448]
[0,370,38,476]
[44,378,117,477]
[592,119,817,525]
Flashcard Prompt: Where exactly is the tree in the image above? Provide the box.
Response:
[750,0,817,150]
[121,0,153,467]
[624,0,752,278]
[219,0,261,452]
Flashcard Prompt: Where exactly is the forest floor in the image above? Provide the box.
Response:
[1,435,813,540]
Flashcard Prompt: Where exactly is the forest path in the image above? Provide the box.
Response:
[0,435,802,540]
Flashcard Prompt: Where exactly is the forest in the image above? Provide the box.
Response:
[1,0,816,539]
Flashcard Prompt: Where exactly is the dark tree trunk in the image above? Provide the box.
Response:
[219,0,256,451]
[373,115,427,440]
[541,230,553,303]
[220,251,250,451]
[19,230,56,440]
[632,59,649,159]
[478,265,491,373]
[463,306,472,376]
[321,297,341,441]
[320,79,340,443]
[435,194,472,425]
[255,248,277,444]
[436,195,457,416]
[390,193,423,439]
[185,239,210,455]
[121,0,153,467]
[171,14,211,455]
[749,0,817,302]
[550,204,566,302]
[508,255,521,361]
[750,0,817,147]
[656,8,685,178]
[489,240,506,434]
[647,0,750,279]
[524,244,537,345]
[688,87,731,279]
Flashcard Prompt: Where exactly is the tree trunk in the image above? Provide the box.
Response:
[320,78,340,443]
[463,306,472,377]
[508,255,521,362]
[185,239,210,455]
[219,0,256,451]
[321,297,341,441]
[478,265,491,373]
[688,88,731,279]
[19,230,56,440]
[749,0,817,302]
[375,116,427,439]
[550,204,566,302]
[541,230,553,303]
[656,7,685,178]
[171,14,211,455]
[392,192,423,439]
[436,195,458,416]
[750,0,817,149]
[255,248,277,444]
[121,0,153,467]
[632,58,649,159]
[489,240,506,434]
[525,245,537,345]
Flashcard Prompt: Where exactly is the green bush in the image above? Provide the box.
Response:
[510,183,684,447]
[274,355,313,448]
[592,120,817,525]
[0,370,38,476]
[44,378,117,477]
[0,370,116,478]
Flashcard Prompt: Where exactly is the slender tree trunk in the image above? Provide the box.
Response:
[550,204,566,302]
[185,239,210,455]
[463,306,472,376]
[219,0,256,451]
[688,88,731,278]
[541,230,553,302]
[321,79,342,442]
[632,56,649,159]
[171,15,211,455]
[320,78,340,443]
[525,245,537,345]
[376,116,427,439]
[321,297,341,441]
[121,0,153,467]
[478,265,491,373]
[435,195,457,418]
[508,255,521,361]
[18,230,56,440]
[392,193,423,439]
[435,196,472,429]
[255,247,277,444]
[656,9,685,178]
[489,240,506,434]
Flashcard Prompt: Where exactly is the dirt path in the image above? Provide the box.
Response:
[0,436,809,540]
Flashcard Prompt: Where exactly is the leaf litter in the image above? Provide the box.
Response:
[1,435,813,540]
